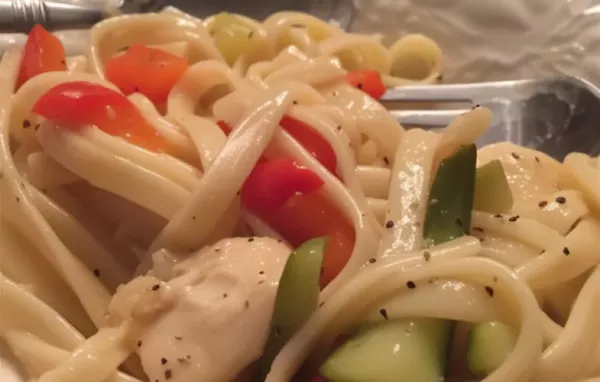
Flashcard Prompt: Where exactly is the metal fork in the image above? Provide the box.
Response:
[381,77,600,160]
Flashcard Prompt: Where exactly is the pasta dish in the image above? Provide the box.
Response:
[1,7,599,382]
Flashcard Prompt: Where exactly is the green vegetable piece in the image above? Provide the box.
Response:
[467,321,517,377]
[423,144,477,247]
[318,145,477,382]
[259,237,328,378]
[211,12,254,66]
[320,319,454,382]
[474,159,514,214]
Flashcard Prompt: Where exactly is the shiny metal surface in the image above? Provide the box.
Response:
[383,77,600,160]
[0,0,354,32]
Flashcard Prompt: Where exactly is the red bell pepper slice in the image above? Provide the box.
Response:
[345,70,386,99]
[17,25,67,89]
[241,158,324,212]
[105,45,188,105]
[32,81,168,152]
[220,120,354,287]
[251,191,356,287]
[280,116,337,174]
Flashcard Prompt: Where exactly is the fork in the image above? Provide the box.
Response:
[381,77,600,160]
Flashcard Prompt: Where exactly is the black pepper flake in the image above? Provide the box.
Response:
[508,215,520,222]
[318,301,325,307]
[563,247,570,256]
[192,215,196,220]
[383,156,389,165]
[257,280,265,285]
[215,248,221,252]
[151,284,160,291]
[472,227,484,232]
[259,270,264,275]
[332,91,338,96]
[423,251,431,262]
[60,59,66,65]
[538,200,548,208]
[385,220,394,228]
[236,190,241,196]
[274,326,282,337]
[244,300,250,309]
[177,357,188,364]
[535,156,541,163]
[379,308,388,320]
[22,119,31,129]
[248,31,254,38]
[137,340,143,347]
[368,257,376,264]
[277,239,283,243]
[406,280,416,289]
[337,125,342,131]
[511,152,520,160]
[292,100,298,105]
[248,237,255,242]
[165,369,172,380]
[93,269,101,277]
[186,355,191,360]
[556,196,567,204]
[357,83,363,90]
[223,293,228,298]
[484,286,494,297]
[493,276,498,282]
[174,336,182,341]
[34,123,40,131]
[16,197,20,203]
[494,214,503,218]
[161,358,168,365]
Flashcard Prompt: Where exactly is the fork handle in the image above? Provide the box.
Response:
[0,0,104,33]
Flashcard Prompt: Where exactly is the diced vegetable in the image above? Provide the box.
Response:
[219,120,354,288]
[240,157,324,212]
[17,25,66,89]
[32,81,167,152]
[105,45,188,104]
[319,145,477,381]
[466,321,517,378]
[344,70,386,99]
[210,12,255,66]
[423,144,477,247]
[474,159,514,214]
[259,191,355,288]
[280,116,337,174]
[260,237,328,378]
[320,319,454,382]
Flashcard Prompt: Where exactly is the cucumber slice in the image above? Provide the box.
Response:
[259,237,328,378]
[474,160,513,214]
[466,321,517,378]
[320,319,454,382]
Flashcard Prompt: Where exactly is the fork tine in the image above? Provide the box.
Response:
[381,80,533,102]
[390,109,469,128]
